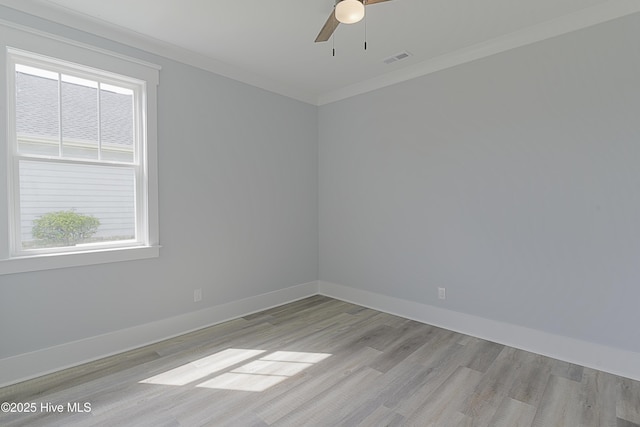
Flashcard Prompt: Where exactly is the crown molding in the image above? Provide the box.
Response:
[0,0,318,105]
[0,0,638,106]
[317,0,640,105]
[0,18,161,71]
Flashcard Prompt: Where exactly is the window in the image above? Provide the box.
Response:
[1,26,159,274]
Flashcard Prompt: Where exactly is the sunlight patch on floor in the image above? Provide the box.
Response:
[140,349,331,392]
[140,348,266,386]
[198,351,331,392]
[197,372,287,392]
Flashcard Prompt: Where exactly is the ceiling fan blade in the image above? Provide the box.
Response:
[315,10,339,42]
[365,0,392,4]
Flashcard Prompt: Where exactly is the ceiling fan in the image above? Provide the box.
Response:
[315,0,392,43]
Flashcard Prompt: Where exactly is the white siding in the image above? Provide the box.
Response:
[19,161,135,243]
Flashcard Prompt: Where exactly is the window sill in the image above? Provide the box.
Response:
[0,245,160,275]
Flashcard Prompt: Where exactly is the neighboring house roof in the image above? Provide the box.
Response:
[16,71,134,147]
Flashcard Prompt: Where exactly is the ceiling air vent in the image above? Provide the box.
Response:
[383,51,412,65]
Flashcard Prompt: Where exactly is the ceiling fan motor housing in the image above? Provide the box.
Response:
[335,0,365,24]
[315,0,391,42]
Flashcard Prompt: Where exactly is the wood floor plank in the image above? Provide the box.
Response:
[1,296,639,427]
[578,368,618,427]
[459,346,524,425]
[355,405,405,426]
[402,366,483,424]
[551,358,584,382]
[368,324,436,373]
[267,367,382,426]
[391,342,472,416]
[618,377,640,424]
[404,328,462,368]
[380,361,446,410]
[618,418,640,427]
[463,339,505,373]
[350,323,402,351]
[531,374,582,427]
[507,351,553,407]
[253,346,382,423]
[489,397,537,427]
[335,360,435,425]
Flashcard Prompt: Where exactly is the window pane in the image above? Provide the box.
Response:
[15,65,60,156]
[19,160,135,250]
[101,84,134,162]
[61,74,99,160]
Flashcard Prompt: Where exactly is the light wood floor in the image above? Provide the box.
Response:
[1,295,639,426]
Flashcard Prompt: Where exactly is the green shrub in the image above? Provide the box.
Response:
[32,210,100,246]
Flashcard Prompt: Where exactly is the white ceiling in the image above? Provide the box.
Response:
[2,0,639,104]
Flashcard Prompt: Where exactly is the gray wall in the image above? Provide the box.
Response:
[319,13,640,353]
[0,7,319,359]
[2,4,639,369]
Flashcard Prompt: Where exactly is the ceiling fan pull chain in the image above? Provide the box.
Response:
[363,2,368,51]
[333,33,336,57]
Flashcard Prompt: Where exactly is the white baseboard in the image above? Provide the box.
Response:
[318,280,640,382]
[0,281,319,388]
[4,279,638,387]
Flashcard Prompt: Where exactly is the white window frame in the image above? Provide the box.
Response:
[0,23,160,275]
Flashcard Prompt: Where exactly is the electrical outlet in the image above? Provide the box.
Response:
[438,287,446,300]
[194,288,202,302]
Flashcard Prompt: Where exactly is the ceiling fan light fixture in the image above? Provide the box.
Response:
[335,0,365,24]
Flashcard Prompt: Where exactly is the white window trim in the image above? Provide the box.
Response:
[0,23,160,275]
